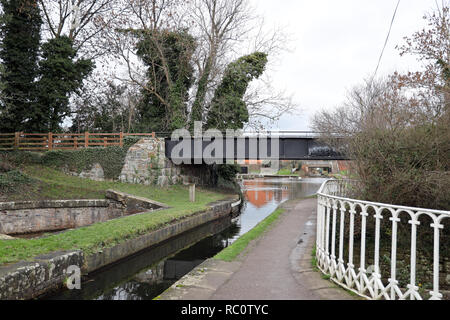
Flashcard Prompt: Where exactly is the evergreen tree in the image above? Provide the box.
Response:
[0,0,41,132]
[35,36,93,132]
[206,52,268,131]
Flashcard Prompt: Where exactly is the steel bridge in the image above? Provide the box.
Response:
[164,132,349,162]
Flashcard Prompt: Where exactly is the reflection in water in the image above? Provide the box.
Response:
[45,177,325,300]
[234,178,326,238]
[47,216,240,300]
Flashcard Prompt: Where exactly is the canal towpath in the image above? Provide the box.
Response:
[159,197,355,300]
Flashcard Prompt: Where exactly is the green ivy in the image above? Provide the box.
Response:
[0,170,34,192]
[1,137,140,181]
[133,29,196,132]
[206,52,268,131]
[39,137,140,180]
[0,151,42,166]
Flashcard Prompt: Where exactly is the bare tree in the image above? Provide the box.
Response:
[188,0,298,129]
[311,2,450,209]
[311,77,413,136]
[103,0,196,131]
[89,0,297,131]
[108,0,189,85]
[38,0,124,58]
[393,0,450,122]
[243,76,295,130]
[189,0,253,125]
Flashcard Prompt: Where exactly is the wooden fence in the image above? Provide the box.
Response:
[0,132,156,151]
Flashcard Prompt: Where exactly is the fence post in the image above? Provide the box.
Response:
[74,136,78,149]
[14,132,20,150]
[119,132,123,147]
[48,132,53,151]
[189,184,196,203]
[85,132,89,148]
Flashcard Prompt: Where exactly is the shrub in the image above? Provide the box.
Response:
[0,159,14,173]
[350,122,450,210]
[0,151,42,167]
[218,164,242,197]
[216,164,241,181]
[0,170,34,192]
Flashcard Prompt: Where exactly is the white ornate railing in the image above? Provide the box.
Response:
[316,179,450,300]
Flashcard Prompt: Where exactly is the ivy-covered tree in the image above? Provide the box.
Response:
[189,53,214,131]
[205,52,268,131]
[34,36,93,132]
[0,0,42,132]
[134,29,196,132]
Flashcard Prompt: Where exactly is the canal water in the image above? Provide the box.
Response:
[45,177,326,300]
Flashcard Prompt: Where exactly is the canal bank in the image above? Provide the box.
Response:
[0,196,240,300]
[41,177,327,300]
[159,197,355,300]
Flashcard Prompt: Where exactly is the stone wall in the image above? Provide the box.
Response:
[119,138,183,187]
[78,163,105,181]
[0,251,83,300]
[118,138,217,187]
[62,138,225,188]
[64,163,105,181]
[0,197,239,300]
[0,190,167,236]
[0,200,121,235]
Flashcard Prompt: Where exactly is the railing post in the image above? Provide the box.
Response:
[348,207,356,287]
[373,208,383,299]
[320,200,326,264]
[408,219,420,300]
[389,214,400,300]
[430,221,444,300]
[84,132,89,148]
[48,132,53,151]
[119,132,124,147]
[316,197,322,255]
[325,202,331,257]
[317,179,448,301]
[331,202,338,276]
[74,136,78,149]
[338,204,346,280]
[360,209,368,295]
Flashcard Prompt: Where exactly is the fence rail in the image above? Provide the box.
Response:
[0,132,156,151]
[316,179,449,300]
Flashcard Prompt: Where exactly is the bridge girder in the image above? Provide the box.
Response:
[165,137,349,162]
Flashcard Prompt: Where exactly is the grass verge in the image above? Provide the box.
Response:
[0,166,231,265]
[311,245,318,271]
[214,208,285,262]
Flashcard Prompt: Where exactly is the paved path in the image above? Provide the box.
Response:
[211,198,318,300]
[160,198,354,300]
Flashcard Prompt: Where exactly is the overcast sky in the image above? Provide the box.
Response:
[249,0,439,131]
